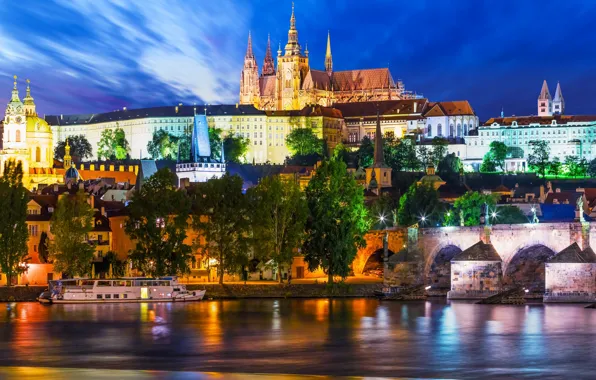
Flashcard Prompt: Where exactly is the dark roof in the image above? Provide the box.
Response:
[484,114,596,126]
[45,105,264,126]
[548,243,596,263]
[539,204,592,222]
[226,163,284,189]
[264,105,342,118]
[333,99,427,118]
[452,241,501,261]
[544,191,581,205]
[92,214,112,232]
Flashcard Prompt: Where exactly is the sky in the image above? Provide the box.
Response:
[0,0,595,120]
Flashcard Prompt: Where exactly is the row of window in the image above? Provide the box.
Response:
[427,124,471,137]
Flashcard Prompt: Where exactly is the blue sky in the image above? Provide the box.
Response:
[0,0,594,120]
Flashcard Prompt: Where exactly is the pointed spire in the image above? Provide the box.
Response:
[325,31,333,75]
[246,31,254,58]
[373,106,384,166]
[290,2,296,30]
[277,42,282,57]
[64,138,72,168]
[285,2,301,55]
[262,33,275,76]
[10,75,20,103]
[23,79,34,104]
[304,41,309,57]
[539,79,551,100]
[554,81,563,101]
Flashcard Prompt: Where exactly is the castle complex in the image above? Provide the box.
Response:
[239,4,413,111]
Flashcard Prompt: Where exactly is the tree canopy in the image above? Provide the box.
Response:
[223,134,250,163]
[493,205,528,224]
[397,182,440,226]
[528,140,550,178]
[356,136,374,167]
[547,157,562,178]
[54,135,93,163]
[0,160,30,285]
[98,127,130,160]
[247,175,307,282]
[49,190,95,278]
[438,153,462,184]
[446,191,496,227]
[192,173,250,284]
[286,128,323,157]
[125,168,193,277]
[147,130,179,160]
[302,157,369,283]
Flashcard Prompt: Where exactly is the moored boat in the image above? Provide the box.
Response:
[37,277,205,304]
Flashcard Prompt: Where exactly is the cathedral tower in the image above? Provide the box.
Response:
[239,32,260,106]
[538,80,552,117]
[325,31,333,76]
[3,75,26,150]
[262,34,275,76]
[553,81,565,115]
[277,2,310,110]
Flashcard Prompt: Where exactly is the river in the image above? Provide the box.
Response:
[0,299,595,379]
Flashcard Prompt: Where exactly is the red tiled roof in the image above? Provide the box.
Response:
[302,70,332,91]
[331,68,396,91]
[424,101,475,117]
[78,170,137,184]
[484,114,596,126]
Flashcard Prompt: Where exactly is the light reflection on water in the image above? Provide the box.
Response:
[0,299,595,378]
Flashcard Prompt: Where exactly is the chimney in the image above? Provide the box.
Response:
[53,184,58,193]
[556,188,561,193]
[101,206,106,217]
[539,185,545,200]
[577,187,585,193]
[79,182,84,190]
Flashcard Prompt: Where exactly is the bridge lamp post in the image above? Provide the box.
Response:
[378,214,389,279]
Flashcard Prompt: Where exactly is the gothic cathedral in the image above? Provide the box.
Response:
[240,4,413,111]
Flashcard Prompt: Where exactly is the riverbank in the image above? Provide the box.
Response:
[0,283,385,302]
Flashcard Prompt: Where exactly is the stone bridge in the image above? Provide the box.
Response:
[356,222,595,289]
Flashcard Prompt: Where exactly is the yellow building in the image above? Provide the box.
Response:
[0,77,62,190]
[240,4,414,111]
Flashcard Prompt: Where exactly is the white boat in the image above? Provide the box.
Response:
[37,277,206,304]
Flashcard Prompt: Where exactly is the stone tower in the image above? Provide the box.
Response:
[553,81,565,115]
[538,80,552,117]
[276,2,310,110]
[262,34,275,76]
[239,31,260,106]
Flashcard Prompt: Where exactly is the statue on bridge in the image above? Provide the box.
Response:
[459,209,464,227]
[577,196,585,222]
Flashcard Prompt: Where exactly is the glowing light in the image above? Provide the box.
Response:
[446,212,451,217]
[531,207,536,213]
[491,212,497,218]
[425,285,431,290]
[421,216,426,222]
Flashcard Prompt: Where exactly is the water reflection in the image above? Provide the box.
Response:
[0,300,594,378]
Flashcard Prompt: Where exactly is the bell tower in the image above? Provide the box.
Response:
[537,80,552,117]
[277,2,309,110]
[3,75,26,150]
[239,32,260,106]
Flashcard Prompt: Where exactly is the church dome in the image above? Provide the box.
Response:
[26,115,51,133]
[65,166,81,181]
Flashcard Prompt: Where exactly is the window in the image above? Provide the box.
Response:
[437,124,443,137]
[105,294,111,299]
[15,130,21,142]
[35,146,41,162]
[457,124,462,137]
[28,225,38,237]
[113,294,120,299]
[449,124,455,137]
[426,124,431,137]
[96,294,102,299]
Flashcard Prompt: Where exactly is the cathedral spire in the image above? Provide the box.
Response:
[554,81,563,102]
[373,107,384,166]
[23,79,36,115]
[325,31,333,75]
[262,33,275,76]
[553,81,565,115]
[246,31,254,58]
[285,2,301,55]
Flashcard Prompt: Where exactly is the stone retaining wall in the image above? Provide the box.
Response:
[0,286,45,302]
[186,283,384,299]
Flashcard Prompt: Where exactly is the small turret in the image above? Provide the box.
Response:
[262,34,275,76]
[537,80,552,117]
[553,81,565,115]
[325,31,333,76]
[23,79,36,116]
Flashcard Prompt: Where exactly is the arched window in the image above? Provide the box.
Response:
[35,146,41,162]
[457,124,462,137]
[463,124,468,136]
[15,130,21,142]
[427,124,432,137]
[449,124,455,137]
[437,124,443,137]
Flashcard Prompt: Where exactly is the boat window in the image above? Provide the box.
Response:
[123,294,128,299]
[96,294,102,299]
[126,281,132,287]
[81,280,95,286]
[105,294,111,299]
[97,281,112,287]
[115,280,127,287]
[113,294,120,299]
[159,281,169,286]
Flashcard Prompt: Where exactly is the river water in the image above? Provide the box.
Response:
[0,299,595,379]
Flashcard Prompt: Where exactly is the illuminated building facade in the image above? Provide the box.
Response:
[240,4,414,111]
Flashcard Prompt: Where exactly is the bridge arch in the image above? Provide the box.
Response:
[502,244,557,292]
[427,245,462,289]
[362,248,395,275]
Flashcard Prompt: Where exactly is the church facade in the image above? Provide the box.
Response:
[240,4,415,111]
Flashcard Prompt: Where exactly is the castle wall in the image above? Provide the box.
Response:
[544,263,596,302]
[448,260,503,299]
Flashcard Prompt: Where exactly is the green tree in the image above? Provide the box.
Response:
[488,141,507,172]
[564,155,581,178]
[528,140,550,178]
[588,158,596,178]
[356,136,374,167]
[286,128,323,157]
[493,205,528,224]
[397,182,440,226]
[192,173,250,284]
[448,191,496,227]
[209,127,223,160]
[223,134,250,163]
[303,157,369,283]
[49,191,95,278]
[579,158,589,178]
[54,135,93,163]
[247,176,307,283]
[38,231,49,264]
[147,130,178,160]
[125,168,193,277]
[480,153,497,172]
[368,193,397,229]
[438,153,462,184]
[547,157,562,178]
[507,146,524,159]
[0,160,29,285]
[431,137,448,166]
[103,251,126,278]
[98,127,130,160]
